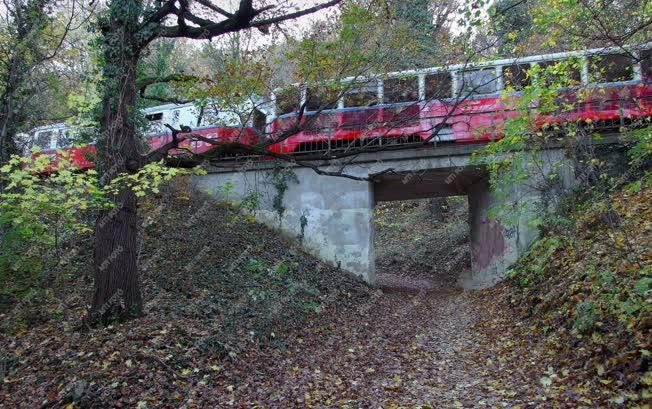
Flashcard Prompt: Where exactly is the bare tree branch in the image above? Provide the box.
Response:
[142,0,342,44]
[193,0,234,18]
[249,0,341,28]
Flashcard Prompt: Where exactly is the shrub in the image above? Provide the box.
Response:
[0,151,108,296]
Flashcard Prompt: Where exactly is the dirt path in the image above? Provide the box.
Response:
[221,288,540,407]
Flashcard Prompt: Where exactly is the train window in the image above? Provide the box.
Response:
[343,81,378,107]
[639,48,651,80]
[383,77,419,103]
[590,53,634,83]
[56,129,69,148]
[537,59,582,86]
[145,113,163,121]
[424,71,452,100]
[145,112,163,134]
[503,63,530,90]
[275,87,300,115]
[171,110,181,125]
[302,113,339,134]
[252,108,267,131]
[305,85,339,111]
[458,68,499,96]
[36,131,52,150]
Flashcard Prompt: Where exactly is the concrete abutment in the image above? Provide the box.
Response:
[193,166,377,283]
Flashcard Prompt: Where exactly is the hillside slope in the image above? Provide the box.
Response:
[1,178,649,407]
[0,178,372,407]
[472,182,652,407]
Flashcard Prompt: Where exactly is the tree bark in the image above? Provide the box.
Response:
[0,60,19,165]
[429,197,449,222]
[90,2,144,322]
[0,84,18,167]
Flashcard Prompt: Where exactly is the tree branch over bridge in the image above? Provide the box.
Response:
[91,0,345,323]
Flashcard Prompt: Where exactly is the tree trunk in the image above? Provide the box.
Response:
[0,91,17,166]
[429,197,449,222]
[90,4,144,322]
[0,58,21,169]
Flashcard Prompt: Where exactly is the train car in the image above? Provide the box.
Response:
[267,43,652,155]
[20,124,97,171]
[23,44,652,166]
[23,101,266,170]
[148,125,259,157]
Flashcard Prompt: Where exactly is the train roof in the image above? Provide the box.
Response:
[30,123,69,132]
[273,41,652,92]
[141,103,195,114]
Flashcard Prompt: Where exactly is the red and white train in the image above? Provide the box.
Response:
[22,43,652,168]
[269,44,652,154]
[21,102,263,170]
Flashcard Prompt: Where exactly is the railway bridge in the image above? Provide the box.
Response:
[190,136,607,289]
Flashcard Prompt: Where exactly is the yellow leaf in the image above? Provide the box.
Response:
[642,371,652,385]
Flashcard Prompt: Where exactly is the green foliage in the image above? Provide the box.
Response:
[137,39,180,107]
[270,168,298,224]
[626,126,652,166]
[0,0,61,160]
[457,0,490,29]
[505,180,651,397]
[530,0,650,49]
[105,160,194,198]
[240,190,262,212]
[635,277,652,296]
[184,54,270,114]
[624,179,643,194]
[298,214,308,242]
[0,152,107,244]
[216,180,235,200]
[506,236,563,287]
[573,301,598,333]
[587,263,652,325]
[489,0,534,54]
[381,0,453,69]
[0,151,108,297]
[67,88,102,135]
[240,257,322,339]
[472,58,650,231]
[287,2,415,85]
[245,258,264,274]
[0,151,194,304]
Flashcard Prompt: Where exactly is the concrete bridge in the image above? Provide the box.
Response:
[193,143,576,289]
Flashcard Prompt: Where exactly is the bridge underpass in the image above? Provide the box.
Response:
[372,195,471,291]
[193,144,574,289]
[373,168,483,290]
